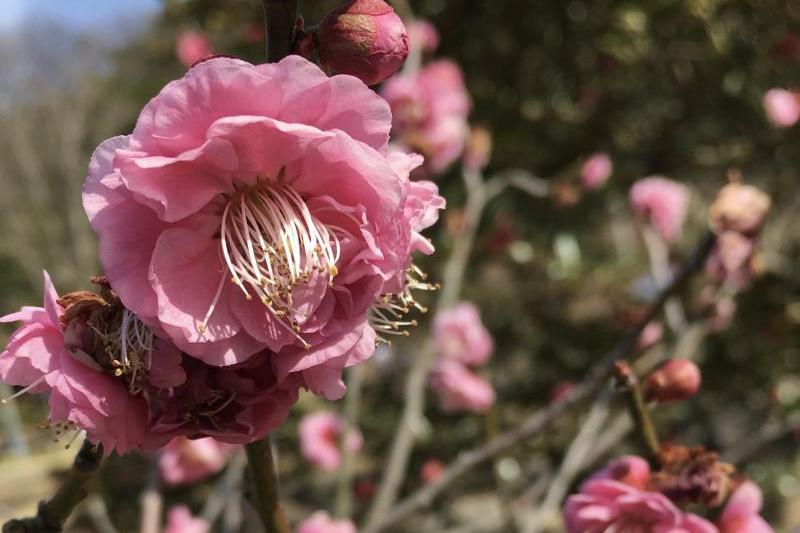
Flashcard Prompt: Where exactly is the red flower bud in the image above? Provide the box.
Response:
[318,0,409,86]
[644,359,701,404]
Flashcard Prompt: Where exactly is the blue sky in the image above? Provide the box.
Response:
[0,0,161,32]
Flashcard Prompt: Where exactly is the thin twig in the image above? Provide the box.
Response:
[262,0,297,62]
[613,361,660,460]
[642,225,687,334]
[335,364,367,519]
[3,439,103,533]
[139,457,162,533]
[522,389,613,533]
[245,437,290,533]
[201,452,247,526]
[83,495,119,533]
[366,231,717,532]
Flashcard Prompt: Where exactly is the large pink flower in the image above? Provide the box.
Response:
[83,56,443,399]
[429,359,495,414]
[563,479,717,533]
[433,302,493,366]
[164,506,209,533]
[176,30,213,68]
[298,411,362,471]
[159,436,234,486]
[381,59,471,175]
[630,177,690,243]
[297,511,357,533]
[717,481,773,533]
[0,272,183,453]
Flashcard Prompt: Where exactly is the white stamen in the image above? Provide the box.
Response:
[369,265,438,345]
[202,181,343,347]
[2,375,46,403]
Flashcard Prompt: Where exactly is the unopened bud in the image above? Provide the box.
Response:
[580,152,613,191]
[604,455,651,490]
[318,0,409,86]
[644,359,701,403]
[709,182,771,235]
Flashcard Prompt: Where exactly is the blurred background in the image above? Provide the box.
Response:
[1,0,800,531]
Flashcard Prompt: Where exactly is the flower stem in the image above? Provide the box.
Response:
[244,437,290,533]
[262,0,297,62]
[613,361,661,460]
[2,439,104,533]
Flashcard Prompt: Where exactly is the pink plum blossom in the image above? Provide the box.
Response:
[429,359,495,414]
[145,355,300,447]
[581,152,613,190]
[299,411,362,471]
[164,506,209,533]
[630,176,690,243]
[159,437,234,486]
[0,272,183,454]
[176,30,213,68]
[408,19,440,54]
[433,302,493,366]
[762,88,800,128]
[318,0,409,86]
[381,59,471,175]
[718,481,773,533]
[563,479,717,533]
[297,511,357,533]
[83,56,444,401]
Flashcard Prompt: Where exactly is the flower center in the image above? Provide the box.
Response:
[201,181,341,347]
[92,308,155,394]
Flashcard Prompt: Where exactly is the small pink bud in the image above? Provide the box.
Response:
[604,455,651,490]
[580,152,613,190]
[408,19,440,54]
[644,359,701,404]
[421,459,445,485]
[763,88,800,128]
[318,0,409,86]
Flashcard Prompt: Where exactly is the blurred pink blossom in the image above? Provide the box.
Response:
[297,511,357,533]
[580,152,613,190]
[637,321,664,351]
[164,506,209,533]
[382,60,471,175]
[718,481,773,533]
[0,272,153,454]
[299,411,362,471]
[630,176,690,243]
[433,302,493,366]
[421,458,445,485]
[564,479,716,533]
[318,0,409,85]
[176,30,213,68]
[408,19,440,54]
[429,359,495,414]
[83,56,443,403]
[705,231,757,289]
[763,88,800,128]
[159,437,233,486]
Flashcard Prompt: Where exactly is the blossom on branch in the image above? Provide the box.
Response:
[630,176,690,243]
[159,436,234,486]
[299,411,362,471]
[83,55,444,403]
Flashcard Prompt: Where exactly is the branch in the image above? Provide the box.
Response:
[138,457,162,533]
[367,231,717,532]
[245,437,290,533]
[613,361,660,460]
[3,440,104,533]
[335,364,367,519]
[262,0,297,62]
